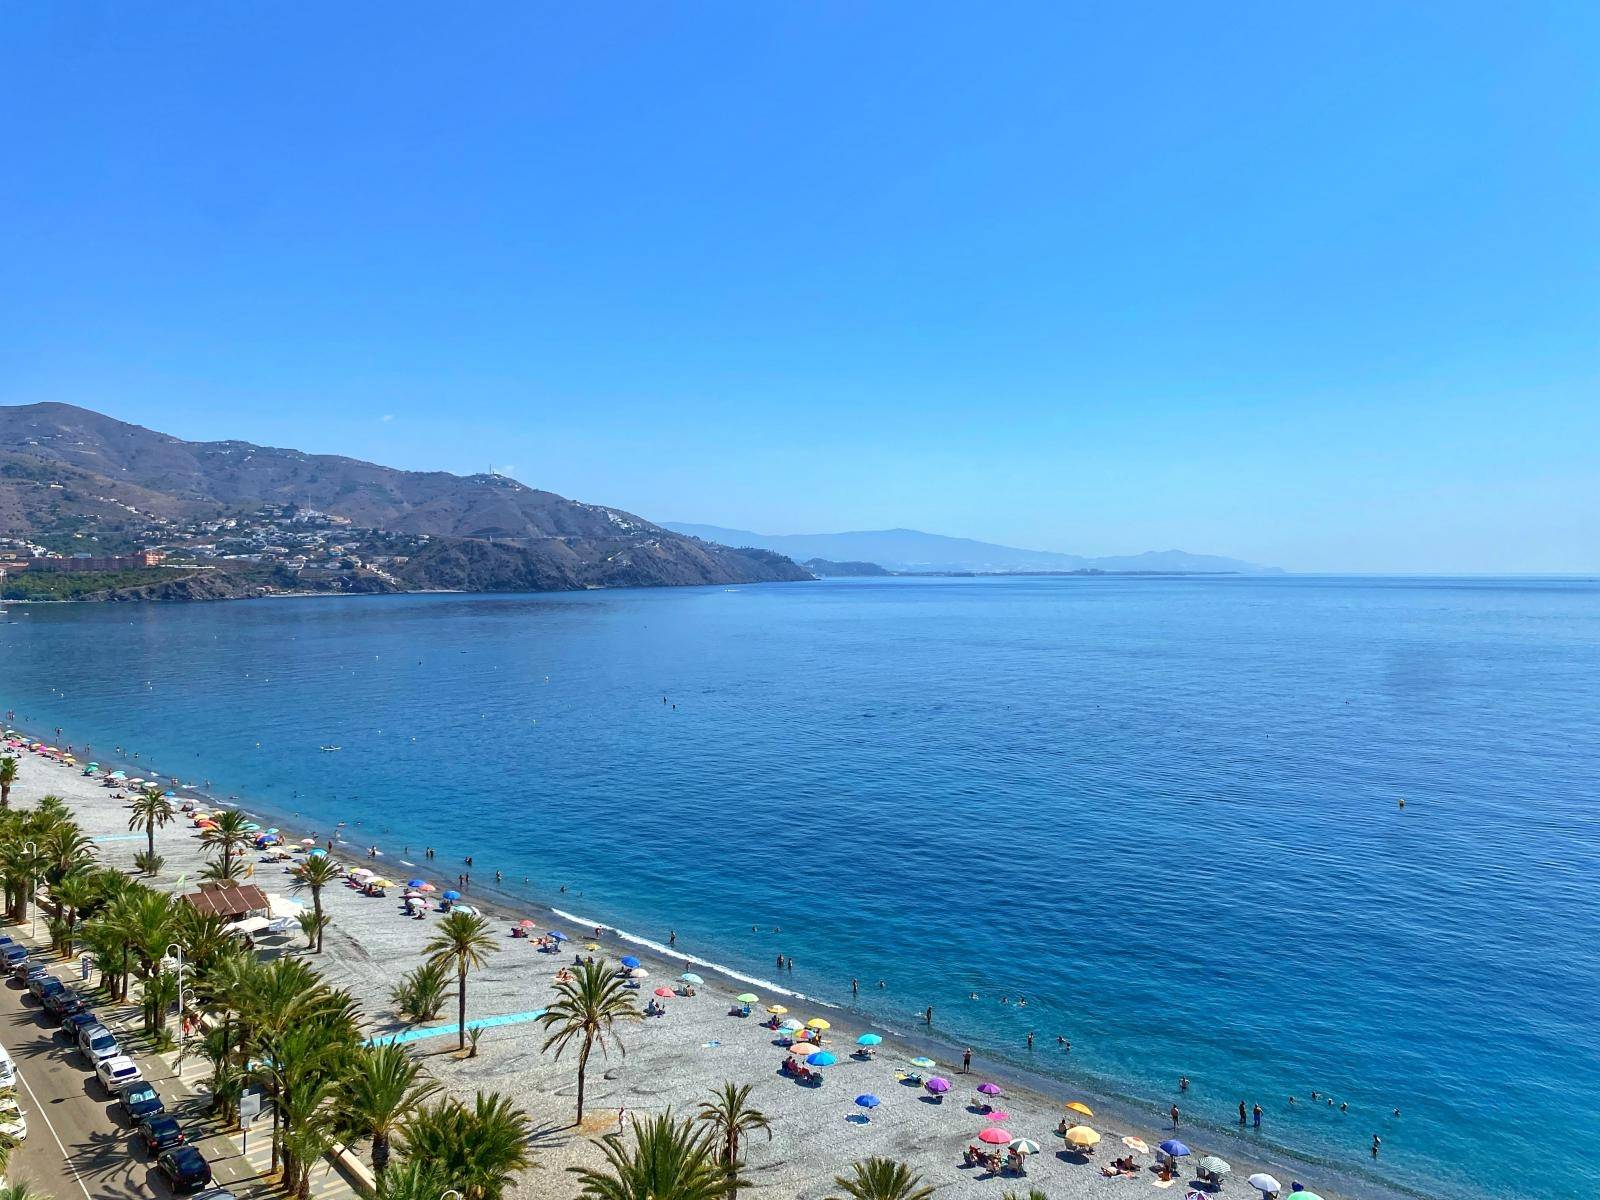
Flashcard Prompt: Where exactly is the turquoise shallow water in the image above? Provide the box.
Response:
[3,576,1597,1199]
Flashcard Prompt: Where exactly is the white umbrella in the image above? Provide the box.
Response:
[1248,1173,1281,1196]
[629,967,650,979]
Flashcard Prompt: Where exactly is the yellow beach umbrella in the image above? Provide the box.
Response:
[1065,1126,1101,1147]
[585,942,600,951]
[1066,1101,1095,1117]
[766,1004,788,1015]
[806,1018,831,1031]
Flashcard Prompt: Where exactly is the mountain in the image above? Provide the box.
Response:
[0,404,812,595]
[803,558,893,577]
[666,523,1281,575]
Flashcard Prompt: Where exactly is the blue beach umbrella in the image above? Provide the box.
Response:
[1159,1139,1191,1158]
[680,972,703,984]
[807,1051,837,1067]
[442,889,462,901]
[308,848,327,858]
[857,1033,883,1046]
[620,955,641,970]
[855,1094,881,1109]
[548,930,568,942]
[407,879,425,888]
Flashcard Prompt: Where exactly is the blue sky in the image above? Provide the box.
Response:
[3,3,1596,572]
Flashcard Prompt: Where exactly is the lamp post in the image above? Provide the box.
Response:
[441,1191,463,1200]
[166,942,186,1068]
[21,841,36,939]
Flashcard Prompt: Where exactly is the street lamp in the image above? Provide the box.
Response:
[21,841,36,939]
[166,942,186,1068]
[441,1191,463,1200]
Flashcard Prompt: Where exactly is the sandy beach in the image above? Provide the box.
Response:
[9,741,1384,1200]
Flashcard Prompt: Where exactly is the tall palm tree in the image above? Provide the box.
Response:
[126,785,175,866]
[538,958,640,1123]
[37,817,95,885]
[569,1112,732,1200]
[50,869,97,954]
[375,1159,450,1200]
[423,911,498,1052]
[398,1091,532,1200]
[696,1082,771,1193]
[199,809,254,878]
[0,757,16,809]
[290,854,342,953]
[827,1159,935,1200]
[342,1042,439,1178]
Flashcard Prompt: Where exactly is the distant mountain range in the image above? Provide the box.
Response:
[0,404,811,597]
[666,524,1281,575]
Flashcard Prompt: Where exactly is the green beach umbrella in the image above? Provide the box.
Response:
[909,1056,937,1069]
[1199,1156,1231,1177]
[736,993,759,1003]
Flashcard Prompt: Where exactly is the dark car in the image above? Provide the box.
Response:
[117,1080,164,1123]
[31,973,63,1000]
[0,936,15,950]
[157,1145,213,1194]
[15,962,47,988]
[44,988,86,1018]
[61,1009,100,1038]
[137,1112,185,1154]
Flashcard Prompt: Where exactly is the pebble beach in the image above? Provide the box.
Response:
[2,738,1402,1200]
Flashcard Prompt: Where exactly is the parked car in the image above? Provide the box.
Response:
[116,1080,164,1123]
[0,945,27,969]
[14,963,46,987]
[0,1096,25,1142]
[156,1144,213,1194]
[137,1112,185,1154]
[43,988,86,1018]
[30,974,63,1001]
[94,1054,141,1094]
[0,936,16,951]
[79,1024,121,1066]
[61,1010,100,1039]
[0,1053,16,1090]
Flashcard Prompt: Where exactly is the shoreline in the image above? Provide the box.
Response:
[2,720,1429,1200]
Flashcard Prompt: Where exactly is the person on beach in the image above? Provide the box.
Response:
[1254,1103,1262,1127]
[776,953,784,970]
[495,870,501,882]
[1372,1134,1381,1157]
[1179,1075,1189,1092]
[785,957,793,971]
[1239,1101,1247,1124]
[1170,1104,1180,1128]
[925,1005,934,1025]
[669,930,676,947]
[851,978,858,995]
[962,1047,972,1073]
[1027,1031,1034,1050]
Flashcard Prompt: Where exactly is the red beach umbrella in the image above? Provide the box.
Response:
[979,1127,1012,1145]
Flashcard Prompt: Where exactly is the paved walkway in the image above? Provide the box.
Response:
[369,1007,546,1047]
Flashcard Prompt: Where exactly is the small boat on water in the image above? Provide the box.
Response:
[320,745,341,752]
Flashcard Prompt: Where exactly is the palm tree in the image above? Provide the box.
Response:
[199,809,254,878]
[51,869,97,952]
[389,958,452,1025]
[376,1159,449,1200]
[343,1042,440,1178]
[0,1180,46,1200]
[290,853,342,953]
[126,785,175,866]
[538,958,640,1123]
[0,757,15,809]
[399,1091,532,1200]
[827,1159,935,1200]
[696,1082,771,1193]
[423,910,498,1052]
[569,1112,732,1200]
[37,818,95,885]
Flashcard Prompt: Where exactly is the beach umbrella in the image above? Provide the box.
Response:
[857,1033,882,1046]
[653,987,674,998]
[1066,1101,1094,1117]
[1122,1136,1150,1155]
[418,882,436,892]
[1287,1193,1324,1200]
[978,1127,1011,1145]
[806,1052,837,1067]
[585,942,600,951]
[1010,1139,1041,1155]
[766,1004,788,1015]
[778,1018,804,1031]
[300,837,315,845]
[442,890,461,901]
[909,1057,937,1069]
[976,1082,1002,1096]
[737,993,760,1004]
[984,1111,1011,1123]
[680,972,703,984]
[855,1094,881,1110]
[1199,1156,1232,1177]
[1248,1174,1281,1195]
[548,931,568,942]
[1159,1139,1191,1158]
[629,968,650,979]
[517,919,537,928]
[620,955,641,970]
[453,904,478,916]
[807,1018,831,1031]
[1066,1126,1101,1147]
[923,1077,950,1094]
[408,879,426,888]
[308,848,327,858]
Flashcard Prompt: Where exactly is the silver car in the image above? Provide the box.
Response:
[79,1025,120,1067]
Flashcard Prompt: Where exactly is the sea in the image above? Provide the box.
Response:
[2,575,1596,1200]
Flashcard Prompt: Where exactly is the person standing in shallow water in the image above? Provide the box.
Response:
[1239,1101,1247,1124]
[962,1047,972,1073]
[1253,1103,1262,1127]
[1170,1104,1180,1128]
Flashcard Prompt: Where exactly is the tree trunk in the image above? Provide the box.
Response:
[576,1036,592,1122]
[457,963,468,1050]
[146,820,155,860]
[372,1130,390,1177]
[313,888,324,953]
[1,782,9,808]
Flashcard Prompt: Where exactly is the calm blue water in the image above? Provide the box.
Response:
[3,576,1597,1199]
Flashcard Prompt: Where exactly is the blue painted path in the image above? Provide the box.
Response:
[368,1008,546,1047]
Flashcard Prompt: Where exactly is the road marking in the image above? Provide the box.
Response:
[16,1064,96,1200]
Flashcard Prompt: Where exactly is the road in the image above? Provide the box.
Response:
[0,937,294,1200]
